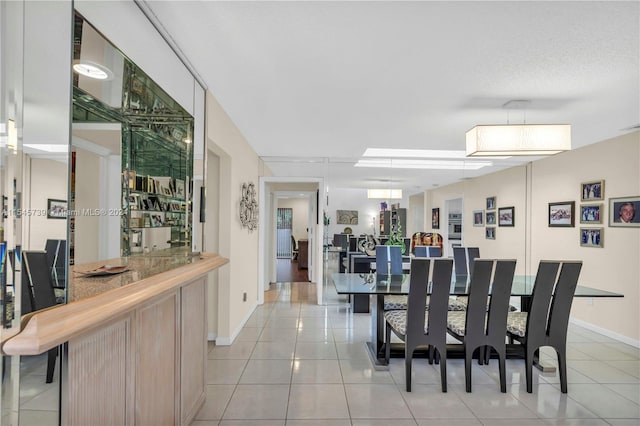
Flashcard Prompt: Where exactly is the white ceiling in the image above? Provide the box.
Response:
[144,1,639,196]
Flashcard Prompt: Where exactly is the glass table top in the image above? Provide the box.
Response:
[331,272,624,298]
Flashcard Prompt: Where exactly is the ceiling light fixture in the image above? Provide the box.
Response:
[466,100,571,156]
[367,189,403,199]
[73,61,113,80]
[466,124,571,156]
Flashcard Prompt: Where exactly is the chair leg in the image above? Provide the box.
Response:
[557,347,568,394]
[405,345,414,392]
[437,346,447,393]
[384,323,392,363]
[478,345,484,365]
[465,346,473,393]
[496,347,507,393]
[46,347,58,383]
[525,347,535,393]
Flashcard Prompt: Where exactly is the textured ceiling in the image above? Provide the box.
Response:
[144,1,639,195]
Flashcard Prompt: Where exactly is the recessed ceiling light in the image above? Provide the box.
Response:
[355,159,492,170]
[363,148,468,159]
[73,61,112,80]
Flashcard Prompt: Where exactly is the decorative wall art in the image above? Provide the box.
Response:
[580,228,604,248]
[486,211,496,225]
[473,210,484,226]
[608,196,640,227]
[581,180,604,201]
[336,210,359,225]
[486,227,496,239]
[548,201,575,227]
[47,199,67,219]
[240,182,258,231]
[498,206,514,227]
[486,196,496,210]
[580,204,603,224]
[431,208,440,229]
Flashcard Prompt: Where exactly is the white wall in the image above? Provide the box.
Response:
[26,158,67,250]
[277,198,309,242]
[206,92,269,344]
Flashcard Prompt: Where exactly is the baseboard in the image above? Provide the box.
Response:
[213,301,258,346]
[571,318,640,348]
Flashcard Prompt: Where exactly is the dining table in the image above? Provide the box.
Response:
[331,272,624,370]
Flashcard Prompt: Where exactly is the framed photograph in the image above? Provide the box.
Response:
[581,180,604,201]
[485,226,496,239]
[473,210,484,226]
[151,214,163,227]
[431,208,440,229]
[548,201,575,227]
[580,227,604,248]
[486,196,496,210]
[486,211,496,225]
[580,203,603,224]
[609,196,640,227]
[47,198,67,219]
[498,206,514,227]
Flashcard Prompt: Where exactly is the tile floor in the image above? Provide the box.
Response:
[192,281,640,426]
[6,260,639,425]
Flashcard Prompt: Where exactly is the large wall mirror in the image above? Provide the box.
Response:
[1,4,198,424]
[72,12,194,266]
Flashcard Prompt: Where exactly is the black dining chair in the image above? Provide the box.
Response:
[377,245,407,311]
[384,257,453,392]
[507,260,582,393]
[23,250,60,383]
[414,246,443,257]
[446,258,516,392]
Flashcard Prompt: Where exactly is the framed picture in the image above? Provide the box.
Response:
[485,226,496,239]
[336,209,358,225]
[498,206,514,227]
[609,196,640,227]
[548,201,575,227]
[431,208,440,229]
[151,214,163,227]
[580,227,604,248]
[473,210,484,226]
[486,196,496,210]
[486,211,496,225]
[581,180,604,201]
[47,198,67,219]
[580,203,603,224]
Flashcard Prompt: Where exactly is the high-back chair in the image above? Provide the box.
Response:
[507,261,582,393]
[383,258,453,391]
[375,245,402,274]
[414,246,442,257]
[447,258,516,392]
[23,250,60,383]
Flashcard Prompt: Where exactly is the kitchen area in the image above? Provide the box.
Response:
[446,198,463,256]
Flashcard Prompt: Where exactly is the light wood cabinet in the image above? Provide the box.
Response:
[298,239,309,269]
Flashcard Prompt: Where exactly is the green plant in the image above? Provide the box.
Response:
[385,220,406,254]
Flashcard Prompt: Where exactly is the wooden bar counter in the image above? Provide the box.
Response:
[2,250,228,426]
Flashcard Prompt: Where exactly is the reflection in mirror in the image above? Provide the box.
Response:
[3,1,71,424]
[72,13,194,271]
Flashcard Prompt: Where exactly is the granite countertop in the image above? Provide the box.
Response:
[68,248,203,302]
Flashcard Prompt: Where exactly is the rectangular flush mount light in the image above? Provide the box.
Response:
[466,124,571,156]
[367,189,403,199]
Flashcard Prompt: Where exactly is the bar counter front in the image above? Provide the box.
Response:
[2,250,229,426]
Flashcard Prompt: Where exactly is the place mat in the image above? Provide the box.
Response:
[76,265,129,277]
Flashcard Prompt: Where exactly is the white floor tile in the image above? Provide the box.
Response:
[222,384,290,420]
[287,384,350,419]
[344,383,413,419]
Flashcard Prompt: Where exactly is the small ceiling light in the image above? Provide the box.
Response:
[73,61,112,80]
